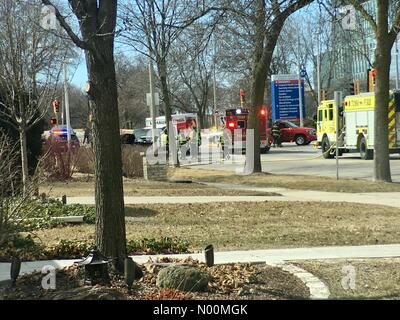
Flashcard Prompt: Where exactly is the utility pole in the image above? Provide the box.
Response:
[396,34,399,90]
[298,37,304,127]
[63,61,71,146]
[148,52,157,152]
[317,2,322,104]
[334,91,342,180]
[212,33,218,129]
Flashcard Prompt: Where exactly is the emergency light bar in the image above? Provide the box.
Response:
[53,129,68,135]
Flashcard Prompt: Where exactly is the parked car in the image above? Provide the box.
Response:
[267,120,317,145]
[134,128,163,145]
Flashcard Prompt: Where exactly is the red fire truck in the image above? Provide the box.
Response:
[223,106,272,154]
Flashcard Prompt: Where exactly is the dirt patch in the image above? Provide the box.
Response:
[0,260,309,300]
[169,167,400,193]
[293,258,400,299]
[31,201,400,252]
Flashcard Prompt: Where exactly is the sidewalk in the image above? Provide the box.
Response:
[2,244,400,282]
[64,185,400,208]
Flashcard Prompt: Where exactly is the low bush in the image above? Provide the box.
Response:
[15,198,96,231]
[0,237,191,262]
[127,237,190,255]
[74,147,95,174]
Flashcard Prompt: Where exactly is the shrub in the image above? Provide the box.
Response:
[127,237,190,255]
[75,147,95,174]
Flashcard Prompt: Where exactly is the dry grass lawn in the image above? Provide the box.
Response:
[293,258,400,299]
[32,201,400,252]
[39,176,278,197]
[169,167,400,193]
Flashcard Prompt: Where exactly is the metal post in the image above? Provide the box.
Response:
[63,62,71,146]
[148,54,157,152]
[317,3,322,105]
[212,33,218,129]
[298,38,304,127]
[334,91,342,180]
[396,35,399,90]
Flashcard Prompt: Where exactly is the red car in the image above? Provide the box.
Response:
[267,120,317,145]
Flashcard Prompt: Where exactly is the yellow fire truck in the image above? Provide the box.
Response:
[316,92,400,160]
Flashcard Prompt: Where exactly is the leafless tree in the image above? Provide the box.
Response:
[345,0,400,182]
[41,0,127,267]
[169,23,214,128]
[0,0,68,195]
[236,0,315,173]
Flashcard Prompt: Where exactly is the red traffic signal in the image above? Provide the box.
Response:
[371,68,377,78]
[50,117,57,126]
[53,99,61,113]
[240,89,246,97]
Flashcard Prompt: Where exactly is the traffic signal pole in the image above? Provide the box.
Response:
[63,62,71,146]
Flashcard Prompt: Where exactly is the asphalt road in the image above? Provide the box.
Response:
[192,142,400,183]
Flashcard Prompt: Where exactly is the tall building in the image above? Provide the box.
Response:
[319,0,400,97]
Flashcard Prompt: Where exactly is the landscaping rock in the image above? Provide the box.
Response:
[156,266,211,292]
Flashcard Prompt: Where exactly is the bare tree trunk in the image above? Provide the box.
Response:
[19,129,29,195]
[159,59,179,166]
[374,0,392,182]
[87,51,127,265]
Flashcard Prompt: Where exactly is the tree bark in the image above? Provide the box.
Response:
[87,48,127,264]
[374,0,392,182]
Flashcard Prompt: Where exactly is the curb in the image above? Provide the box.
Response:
[267,261,330,300]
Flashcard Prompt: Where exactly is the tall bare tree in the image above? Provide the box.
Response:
[0,0,66,194]
[346,0,400,182]
[41,0,127,266]
[121,0,223,134]
[244,0,314,173]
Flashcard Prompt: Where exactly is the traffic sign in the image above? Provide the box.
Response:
[300,69,307,78]
[271,74,305,123]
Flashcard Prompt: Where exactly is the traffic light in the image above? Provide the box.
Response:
[320,89,327,101]
[52,99,60,113]
[240,89,246,107]
[50,117,57,126]
[367,68,376,92]
[349,81,355,95]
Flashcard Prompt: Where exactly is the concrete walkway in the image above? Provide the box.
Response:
[200,182,400,208]
[2,244,400,283]
[65,185,400,208]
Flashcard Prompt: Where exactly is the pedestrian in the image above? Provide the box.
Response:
[188,120,200,161]
[160,127,169,159]
[272,121,282,148]
[83,125,90,145]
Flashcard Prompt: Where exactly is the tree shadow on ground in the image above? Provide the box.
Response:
[125,207,158,218]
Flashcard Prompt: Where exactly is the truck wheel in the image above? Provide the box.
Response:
[322,137,333,159]
[360,137,373,160]
[295,135,306,146]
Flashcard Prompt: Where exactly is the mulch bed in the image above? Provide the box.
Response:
[0,258,309,300]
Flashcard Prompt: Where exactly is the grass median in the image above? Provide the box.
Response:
[170,167,400,193]
[293,258,400,299]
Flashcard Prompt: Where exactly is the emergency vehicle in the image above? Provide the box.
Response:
[316,91,400,160]
[223,107,271,154]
